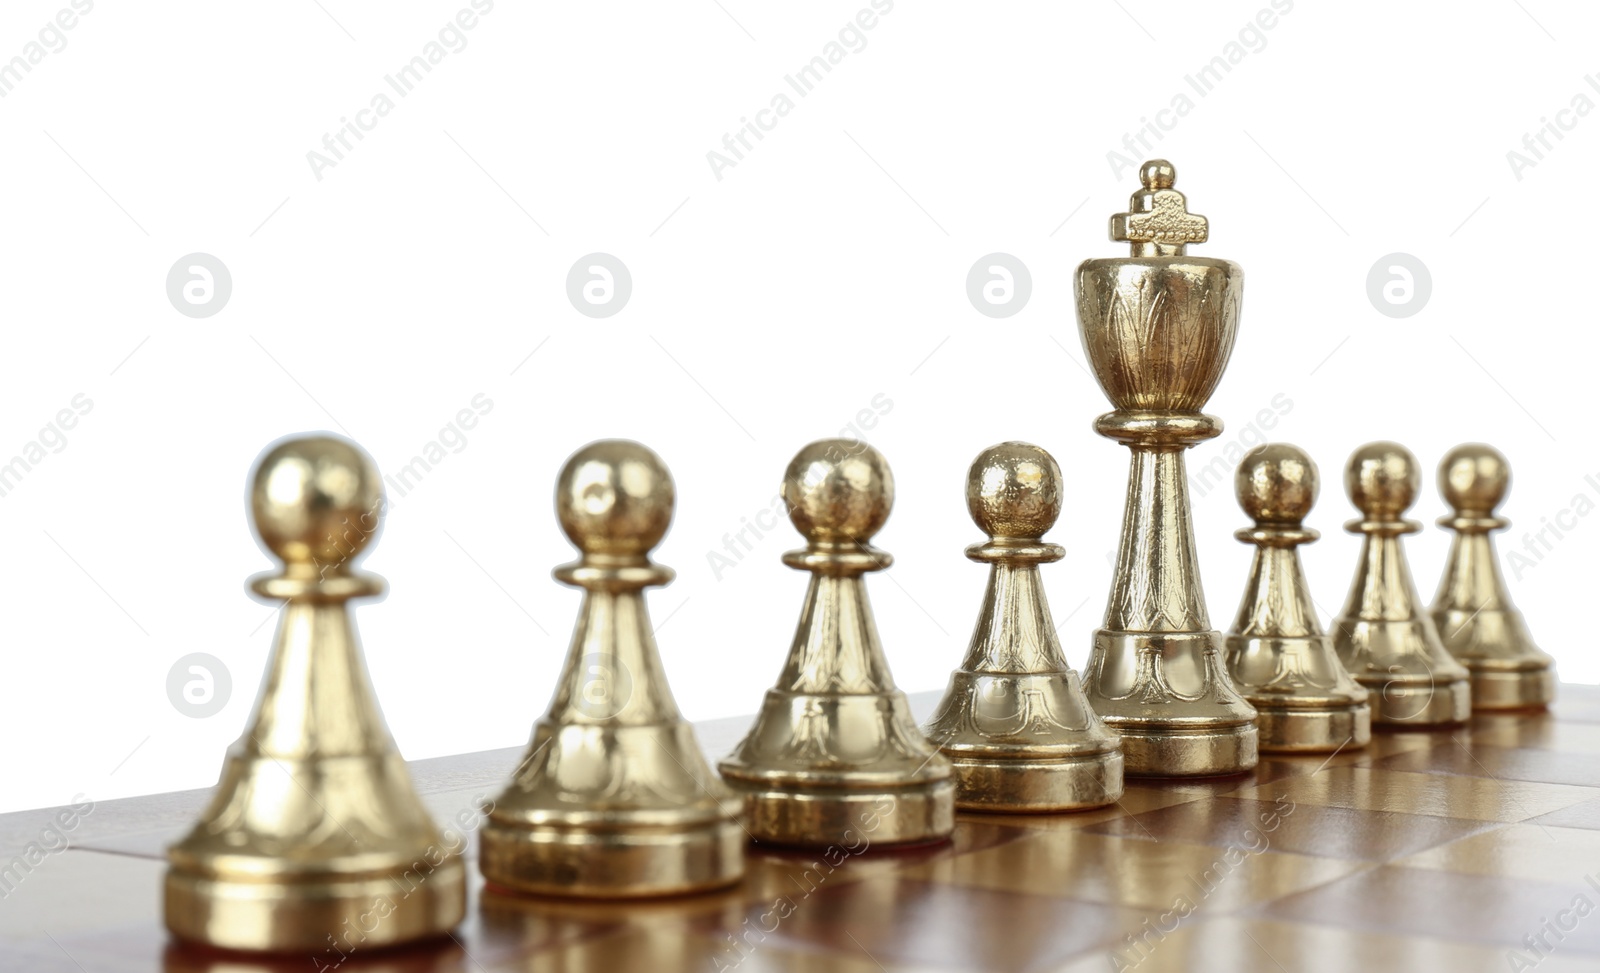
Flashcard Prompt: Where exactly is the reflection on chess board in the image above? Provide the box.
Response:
[8,687,1600,972]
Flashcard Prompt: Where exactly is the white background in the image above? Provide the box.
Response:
[0,0,1593,814]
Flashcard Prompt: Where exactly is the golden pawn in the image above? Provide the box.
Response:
[1075,159,1259,776]
[480,440,745,897]
[924,442,1124,811]
[1431,444,1555,709]
[1224,444,1370,752]
[165,435,465,952]
[1332,442,1471,726]
[719,440,955,846]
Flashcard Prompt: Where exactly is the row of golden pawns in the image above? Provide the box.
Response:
[161,433,1549,954]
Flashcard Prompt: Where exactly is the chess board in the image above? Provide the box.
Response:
[8,686,1600,973]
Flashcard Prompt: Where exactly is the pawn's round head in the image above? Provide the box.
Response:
[782,439,893,543]
[556,440,673,557]
[1346,441,1419,517]
[967,442,1062,539]
[1141,159,1176,191]
[1236,443,1318,525]
[1439,443,1509,514]
[251,435,383,569]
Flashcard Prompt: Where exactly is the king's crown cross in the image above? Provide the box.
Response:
[1110,159,1209,258]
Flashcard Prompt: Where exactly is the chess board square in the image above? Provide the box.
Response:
[1049,915,1600,973]
[1259,866,1600,954]
[1334,728,1452,762]
[897,827,1372,913]
[1231,764,1600,822]
[741,817,1035,900]
[0,850,161,940]
[1530,796,1600,831]
[1464,714,1600,752]
[1220,735,1440,793]
[756,875,1146,972]
[1373,741,1600,788]
[1087,796,1498,862]
[81,925,475,972]
[1394,823,1600,883]
[484,927,907,973]
[469,884,669,966]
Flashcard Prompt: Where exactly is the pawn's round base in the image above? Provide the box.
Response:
[164,859,466,953]
[1252,702,1371,753]
[945,748,1124,812]
[478,820,745,898]
[1113,721,1258,778]
[1468,666,1555,711]
[731,781,955,848]
[1365,677,1471,727]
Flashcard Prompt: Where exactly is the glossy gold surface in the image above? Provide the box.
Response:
[1430,444,1555,709]
[924,442,1124,811]
[1332,442,1472,726]
[165,435,466,952]
[719,440,956,846]
[480,440,745,897]
[1224,444,1371,752]
[1074,160,1259,777]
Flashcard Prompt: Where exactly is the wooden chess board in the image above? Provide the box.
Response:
[9,687,1600,972]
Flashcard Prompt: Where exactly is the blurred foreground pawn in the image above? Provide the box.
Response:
[1431,444,1555,709]
[1074,160,1258,776]
[1332,443,1471,726]
[1224,445,1370,752]
[924,443,1123,810]
[719,440,954,846]
[165,435,465,952]
[480,441,744,896]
